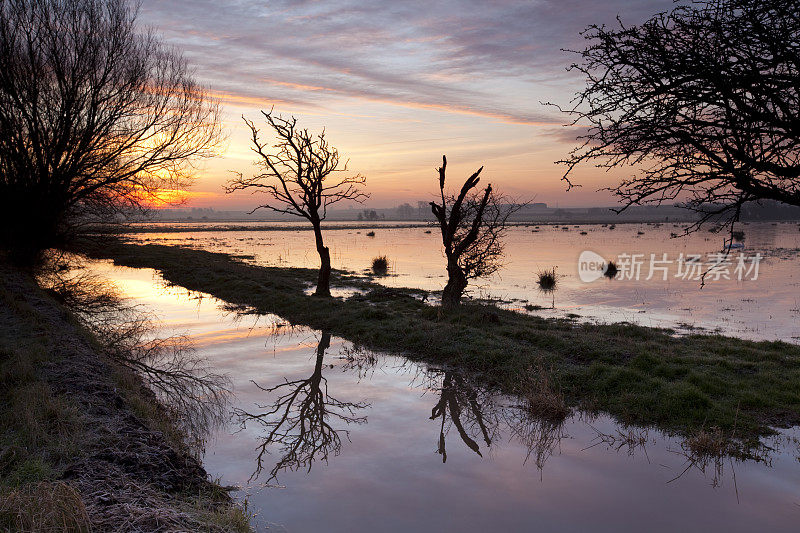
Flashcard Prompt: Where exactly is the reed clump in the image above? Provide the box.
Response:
[604,261,619,279]
[371,256,389,276]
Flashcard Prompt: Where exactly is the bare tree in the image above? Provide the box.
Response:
[429,155,522,307]
[0,0,222,263]
[234,332,368,482]
[557,0,800,232]
[227,110,368,297]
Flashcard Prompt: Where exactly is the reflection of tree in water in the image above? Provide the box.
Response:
[235,332,368,482]
[423,367,570,469]
[39,255,230,454]
[236,333,770,487]
[428,370,500,462]
[504,409,567,471]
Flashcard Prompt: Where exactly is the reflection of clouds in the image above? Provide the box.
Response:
[87,257,800,530]
[140,0,673,125]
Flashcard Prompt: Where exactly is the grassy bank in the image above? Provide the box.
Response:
[0,263,251,532]
[78,240,800,450]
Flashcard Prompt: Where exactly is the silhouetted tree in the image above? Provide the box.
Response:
[234,332,368,482]
[227,110,368,296]
[0,0,221,263]
[559,0,800,230]
[429,156,521,307]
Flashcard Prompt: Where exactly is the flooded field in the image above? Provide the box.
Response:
[90,261,800,533]
[128,221,800,342]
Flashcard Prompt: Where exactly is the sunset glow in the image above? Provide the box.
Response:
[139,0,676,211]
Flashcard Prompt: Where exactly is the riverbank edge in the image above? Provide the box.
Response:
[76,239,800,453]
[0,263,252,532]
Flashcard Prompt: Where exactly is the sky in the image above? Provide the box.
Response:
[139,0,676,210]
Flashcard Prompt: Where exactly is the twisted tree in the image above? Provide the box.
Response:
[227,110,368,297]
[559,0,800,230]
[430,156,521,307]
[0,0,221,263]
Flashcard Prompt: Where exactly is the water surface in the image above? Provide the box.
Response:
[93,262,800,533]
[128,221,800,342]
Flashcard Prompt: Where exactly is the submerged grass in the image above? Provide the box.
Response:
[77,240,800,449]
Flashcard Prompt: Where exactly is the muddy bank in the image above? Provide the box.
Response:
[0,264,250,532]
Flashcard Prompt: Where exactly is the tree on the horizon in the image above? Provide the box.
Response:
[558,0,800,232]
[429,156,522,308]
[226,110,368,297]
[0,0,222,264]
[396,203,414,219]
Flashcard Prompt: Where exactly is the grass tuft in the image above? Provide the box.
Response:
[371,256,389,276]
[604,261,619,279]
[0,481,91,532]
[536,268,558,292]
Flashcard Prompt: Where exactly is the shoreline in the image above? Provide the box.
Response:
[75,239,800,450]
[89,218,800,234]
[0,263,251,531]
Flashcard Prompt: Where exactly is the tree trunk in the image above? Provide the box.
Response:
[441,256,467,308]
[312,223,332,297]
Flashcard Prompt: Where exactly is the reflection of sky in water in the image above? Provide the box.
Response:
[130,221,800,342]
[90,264,800,532]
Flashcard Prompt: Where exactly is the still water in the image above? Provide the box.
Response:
[91,260,800,532]
[129,221,800,342]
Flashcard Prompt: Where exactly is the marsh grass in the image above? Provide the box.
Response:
[371,256,389,276]
[0,288,85,490]
[514,365,570,423]
[0,481,91,532]
[536,267,559,308]
[536,268,558,292]
[604,261,619,279]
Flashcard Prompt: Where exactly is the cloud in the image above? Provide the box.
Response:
[139,0,674,125]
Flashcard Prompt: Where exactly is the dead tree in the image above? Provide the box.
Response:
[558,0,800,232]
[234,332,368,482]
[0,0,221,263]
[227,111,368,297]
[430,155,521,307]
